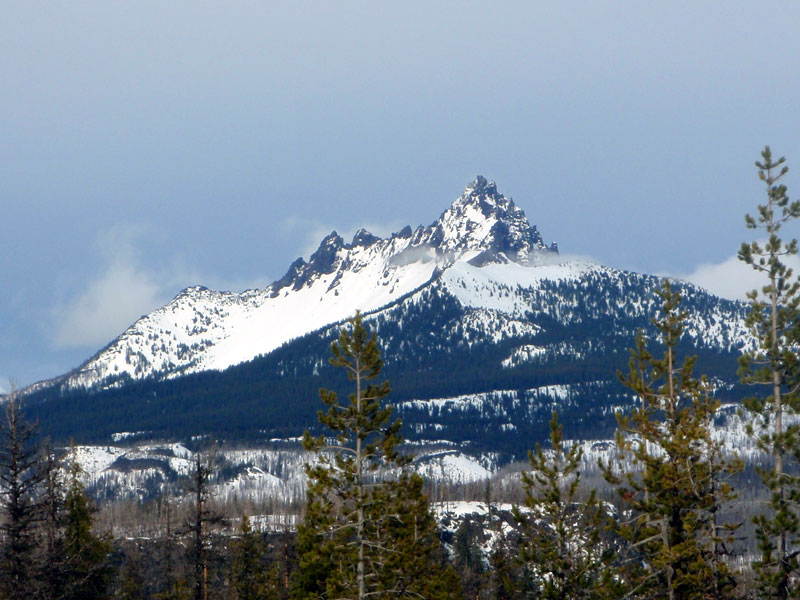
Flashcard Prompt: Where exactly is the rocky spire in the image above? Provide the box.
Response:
[271,177,557,296]
[426,176,554,263]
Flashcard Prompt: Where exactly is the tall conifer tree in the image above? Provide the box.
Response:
[293,312,404,600]
[453,518,485,598]
[60,455,114,600]
[372,472,461,599]
[39,439,67,600]
[293,312,459,600]
[738,146,800,598]
[231,514,273,600]
[186,449,222,600]
[601,281,740,599]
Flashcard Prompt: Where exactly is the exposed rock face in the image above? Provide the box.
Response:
[271,176,556,294]
[424,175,551,263]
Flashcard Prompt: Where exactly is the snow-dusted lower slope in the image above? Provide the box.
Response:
[72,439,496,503]
[70,401,768,505]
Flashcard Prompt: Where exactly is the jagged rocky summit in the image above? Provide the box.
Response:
[55,177,563,389]
[272,175,557,295]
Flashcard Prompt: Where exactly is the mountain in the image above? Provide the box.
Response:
[25,177,752,459]
[52,175,558,390]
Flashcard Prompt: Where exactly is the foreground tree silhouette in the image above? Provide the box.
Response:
[186,449,224,600]
[0,388,45,600]
[39,439,67,600]
[601,281,740,599]
[738,146,800,599]
[293,312,459,600]
[59,455,114,600]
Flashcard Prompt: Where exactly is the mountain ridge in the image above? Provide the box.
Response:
[24,175,753,460]
[44,176,562,391]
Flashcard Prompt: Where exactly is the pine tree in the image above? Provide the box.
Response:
[600,280,740,599]
[738,146,800,599]
[293,311,404,600]
[373,472,462,599]
[60,455,114,600]
[453,517,484,599]
[516,411,620,600]
[293,312,459,600]
[0,388,45,600]
[231,514,273,600]
[482,479,522,600]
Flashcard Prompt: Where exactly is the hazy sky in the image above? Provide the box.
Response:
[3,2,800,389]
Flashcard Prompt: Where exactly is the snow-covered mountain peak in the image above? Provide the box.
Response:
[41,177,578,391]
[269,177,557,299]
[429,176,557,264]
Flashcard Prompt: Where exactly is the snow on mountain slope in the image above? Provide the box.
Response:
[59,177,557,390]
[414,451,492,484]
[397,385,572,419]
[438,258,752,353]
[65,241,441,389]
[441,258,595,313]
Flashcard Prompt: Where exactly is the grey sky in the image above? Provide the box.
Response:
[2,2,800,388]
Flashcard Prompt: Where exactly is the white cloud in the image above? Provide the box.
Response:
[51,225,276,351]
[52,251,166,350]
[53,225,179,349]
[674,250,800,301]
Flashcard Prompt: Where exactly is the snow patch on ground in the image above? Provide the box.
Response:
[72,445,126,475]
[433,500,516,520]
[414,451,492,484]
